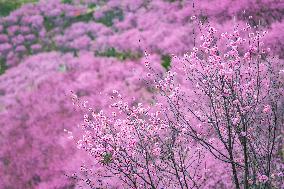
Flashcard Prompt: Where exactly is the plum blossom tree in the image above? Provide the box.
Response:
[70,19,283,189]
[165,23,283,188]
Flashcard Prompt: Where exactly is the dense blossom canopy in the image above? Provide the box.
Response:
[0,0,283,188]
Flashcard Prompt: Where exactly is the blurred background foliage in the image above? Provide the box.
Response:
[0,0,38,17]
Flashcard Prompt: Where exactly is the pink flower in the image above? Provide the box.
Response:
[258,175,268,183]
[232,117,240,125]
[248,179,253,185]
[262,105,271,113]
[15,45,26,52]
[279,70,284,81]
[240,132,246,137]
[0,34,9,42]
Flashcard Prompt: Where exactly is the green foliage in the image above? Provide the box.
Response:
[75,12,93,23]
[61,0,72,4]
[88,3,96,9]
[161,54,171,70]
[42,40,58,52]
[199,14,209,24]
[58,64,67,73]
[95,9,124,27]
[43,17,56,31]
[0,0,38,17]
[60,4,123,28]
[96,47,141,60]
[0,58,7,75]
[62,12,94,29]
[100,152,113,165]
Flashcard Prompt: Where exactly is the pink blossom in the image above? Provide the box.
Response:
[258,174,269,183]
[263,105,271,113]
